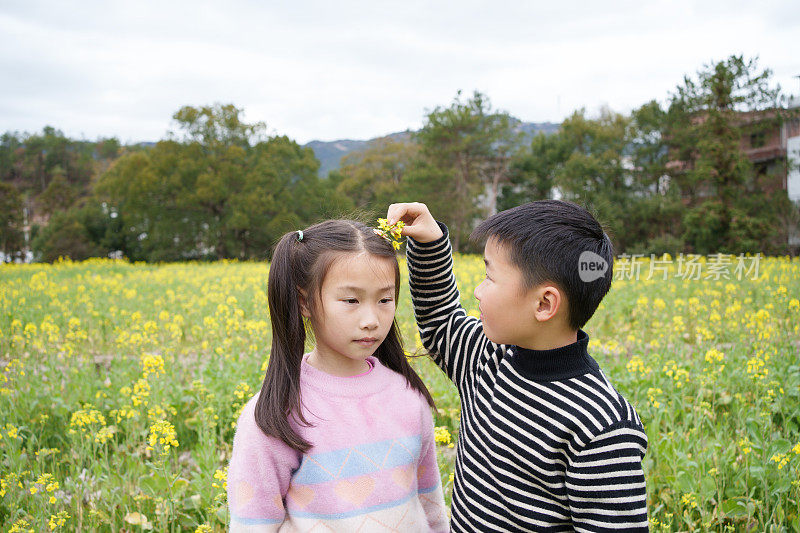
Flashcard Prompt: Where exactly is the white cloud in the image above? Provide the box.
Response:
[1,0,798,144]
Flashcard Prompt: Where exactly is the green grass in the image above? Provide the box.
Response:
[1,254,799,531]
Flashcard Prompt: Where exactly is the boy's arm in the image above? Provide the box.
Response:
[565,422,649,532]
[388,202,496,391]
[228,398,301,532]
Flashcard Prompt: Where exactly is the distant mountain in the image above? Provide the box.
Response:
[303,122,559,177]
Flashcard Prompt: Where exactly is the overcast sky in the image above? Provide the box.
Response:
[1,0,798,145]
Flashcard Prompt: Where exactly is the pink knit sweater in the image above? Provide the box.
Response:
[227,354,449,532]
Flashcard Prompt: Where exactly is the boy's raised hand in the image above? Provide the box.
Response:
[387,202,444,243]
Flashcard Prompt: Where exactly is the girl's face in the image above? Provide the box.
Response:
[302,251,397,377]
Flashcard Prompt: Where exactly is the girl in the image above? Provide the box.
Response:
[227,219,448,532]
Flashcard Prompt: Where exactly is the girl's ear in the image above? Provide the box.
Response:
[297,288,311,318]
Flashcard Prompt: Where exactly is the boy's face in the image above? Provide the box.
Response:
[474,238,540,346]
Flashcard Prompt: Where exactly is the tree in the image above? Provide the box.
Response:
[38,166,77,216]
[666,55,788,253]
[0,182,25,259]
[335,137,418,217]
[170,104,266,153]
[415,91,521,250]
[552,108,637,250]
[499,130,572,210]
[94,104,335,261]
[31,204,107,262]
[505,104,684,254]
[622,101,686,254]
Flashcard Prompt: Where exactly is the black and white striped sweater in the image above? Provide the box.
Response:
[407,226,649,532]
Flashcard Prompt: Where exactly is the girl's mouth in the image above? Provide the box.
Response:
[355,338,378,347]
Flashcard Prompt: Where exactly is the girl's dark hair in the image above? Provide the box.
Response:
[254,219,435,453]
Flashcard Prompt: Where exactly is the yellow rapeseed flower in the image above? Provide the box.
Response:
[69,407,106,437]
[146,419,178,456]
[9,518,34,533]
[212,467,228,490]
[704,348,724,364]
[95,426,116,445]
[770,454,790,469]
[140,353,165,379]
[681,493,697,509]
[375,218,406,250]
[48,510,70,531]
[434,426,452,446]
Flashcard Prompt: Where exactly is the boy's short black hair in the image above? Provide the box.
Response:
[470,200,613,330]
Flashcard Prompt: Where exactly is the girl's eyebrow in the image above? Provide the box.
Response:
[337,285,395,293]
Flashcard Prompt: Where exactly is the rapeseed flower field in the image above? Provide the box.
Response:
[1,254,799,531]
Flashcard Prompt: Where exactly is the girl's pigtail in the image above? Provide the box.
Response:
[254,231,313,453]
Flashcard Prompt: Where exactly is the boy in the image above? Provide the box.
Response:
[386,201,649,532]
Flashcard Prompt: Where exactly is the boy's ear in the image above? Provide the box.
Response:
[531,284,563,323]
[297,288,311,318]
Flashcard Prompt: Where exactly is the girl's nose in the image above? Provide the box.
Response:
[361,308,379,329]
[474,281,483,301]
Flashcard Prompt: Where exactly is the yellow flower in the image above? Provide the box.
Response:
[681,492,697,509]
[131,378,151,406]
[4,423,20,440]
[48,511,70,531]
[704,348,724,364]
[647,388,663,409]
[434,426,452,446]
[146,419,178,456]
[212,467,228,490]
[95,426,117,445]
[770,454,790,469]
[140,353,166,379]
[375,218,406,248]
[233,382,252,401]
[738,438,751,456]
[626,356,650,377]
[9,518,34,533]
[69,407,106,438]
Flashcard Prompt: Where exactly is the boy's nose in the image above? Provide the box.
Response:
[474,282,483,301]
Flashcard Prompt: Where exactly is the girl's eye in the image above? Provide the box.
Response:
[343,298,358,304]
[380,298,394,304]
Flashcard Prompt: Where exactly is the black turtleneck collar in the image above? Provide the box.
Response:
[509,329,599,382]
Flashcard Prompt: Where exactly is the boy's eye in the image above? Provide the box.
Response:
[380,298,394,304]
[343,298,358,304]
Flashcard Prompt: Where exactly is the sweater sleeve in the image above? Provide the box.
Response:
[565,422,650,532]
[227,398,302,532]
[416,403,449,532]
[406,221,499,393]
